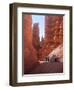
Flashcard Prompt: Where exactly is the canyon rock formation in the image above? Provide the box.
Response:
[24,15,38,73]
[24,15,63,74]
[38,15,63,61]
[48,44,63,62]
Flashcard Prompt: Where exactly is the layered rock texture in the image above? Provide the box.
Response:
[32,23,40,59]
[38,15,63,61]
[24,15,63,74]
[24,15,38,73]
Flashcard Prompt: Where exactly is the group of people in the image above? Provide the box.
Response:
[45,55,59,63]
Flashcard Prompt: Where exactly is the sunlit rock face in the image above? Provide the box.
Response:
[48,44,63,62]
[23,15,63,74]
[38,15,63,61]
[24,15,38,73]
[45,15,63,47]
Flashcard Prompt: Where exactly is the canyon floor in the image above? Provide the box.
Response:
[24,44,63,74]
[26,62,63,74]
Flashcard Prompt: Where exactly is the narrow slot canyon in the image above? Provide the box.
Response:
[23,14,63,74]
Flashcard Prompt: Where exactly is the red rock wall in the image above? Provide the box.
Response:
[32,23,40,59]
[24,15,63,73]
[24,15,38,73]
[32,23,40,50]
[39,15,63,61]
[45,15,63,48]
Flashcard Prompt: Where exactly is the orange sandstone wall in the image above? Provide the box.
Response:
[24,15,38,73]
[32,23,40,59]
[32,23,40,50]
[39,15,63,61]
[24,15,63,73]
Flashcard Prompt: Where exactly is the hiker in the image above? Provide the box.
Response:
[50,55,56,62]
[45,56,49,62]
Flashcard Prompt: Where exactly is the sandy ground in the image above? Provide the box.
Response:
[25,62,63,74]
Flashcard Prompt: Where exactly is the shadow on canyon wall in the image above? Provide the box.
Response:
[24,15,63,74]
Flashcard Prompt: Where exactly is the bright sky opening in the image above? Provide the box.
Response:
[32,15,45,41]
